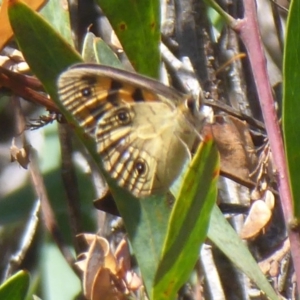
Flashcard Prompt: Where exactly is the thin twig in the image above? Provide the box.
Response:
[0,67,58,112]
[58,123,83,255]
[29,147,79,276]
[12,95,79,276]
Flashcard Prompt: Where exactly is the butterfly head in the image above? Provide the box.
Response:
[180,92,205,131]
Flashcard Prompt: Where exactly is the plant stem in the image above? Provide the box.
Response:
[233,0,300,293]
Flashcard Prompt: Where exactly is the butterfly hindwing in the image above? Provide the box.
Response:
[95,102,195,196]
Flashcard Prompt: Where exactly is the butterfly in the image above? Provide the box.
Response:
[57,64,203,198]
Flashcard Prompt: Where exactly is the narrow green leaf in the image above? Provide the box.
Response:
[283,0,300,219]
[96,0,160,78]
[110,188,171,294]
[40,0,73,43]
[41,243,81,299]
[82,32,123,68]
[0,270,30,300]
[153,137,219,300]
[8,0,82,99]
[93,38,124,68]
[82,32,99,63]
[8,3,170,295]
[208,206,278,300]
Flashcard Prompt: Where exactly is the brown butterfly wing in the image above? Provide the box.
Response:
[58,65,197,197]
[57,65,183,136]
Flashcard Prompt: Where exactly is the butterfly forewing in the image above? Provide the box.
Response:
[57,64,199,198]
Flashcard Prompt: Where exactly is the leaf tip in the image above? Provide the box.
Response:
[213,167,220,179]
[203,132,213,143]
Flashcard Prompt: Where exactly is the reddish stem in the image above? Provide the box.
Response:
[0,67,59,112]
[234,0,300,293]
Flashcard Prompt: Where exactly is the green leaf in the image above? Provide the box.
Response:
[81,32,124,67]
[283,0,300,219]
[96,0,161,78]
[82,32,99,63]
[0,270,30,300]
[8,0,82,99]
[208,206,279,300]
[41,243,81,299]
[8,2,169,295]
[153,137,219,300]
[94,38,124,69]
[110,189,171,294]
[40,0,73,43]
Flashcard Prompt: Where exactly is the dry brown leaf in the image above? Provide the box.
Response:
[115,238,142,291]
[265,190,275,210]
[76,234,117,299]
[0,48,28,73]
[10,138,31,169]
[115,238,131,275]
[125,271,143,291]
[205,115,258,184]
[258,239,290,277]
[240,199,272,239]
[91,267,123,300]
[76,234,143,299]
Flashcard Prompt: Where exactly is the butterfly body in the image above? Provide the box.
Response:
[58,64,202,197]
